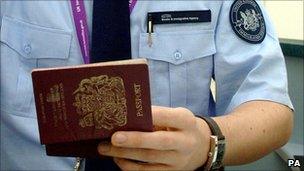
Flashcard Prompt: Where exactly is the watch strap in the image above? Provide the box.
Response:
[201,117,225,141]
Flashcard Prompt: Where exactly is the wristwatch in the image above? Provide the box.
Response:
[197,116,226,171]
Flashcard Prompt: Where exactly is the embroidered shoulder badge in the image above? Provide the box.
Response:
[230,0,266,44]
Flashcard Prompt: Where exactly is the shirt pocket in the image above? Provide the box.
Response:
[138,30,216,114]
[0,16,72,118]
[1,16,72,67]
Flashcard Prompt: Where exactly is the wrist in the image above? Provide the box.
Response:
[196,117,212,166]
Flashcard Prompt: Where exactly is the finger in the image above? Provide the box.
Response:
[111,131,184,150]
[114,157,171,171]
[98,144,178,164]
[152,106,194,130]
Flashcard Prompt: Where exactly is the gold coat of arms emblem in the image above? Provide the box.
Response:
[73,75,127,130]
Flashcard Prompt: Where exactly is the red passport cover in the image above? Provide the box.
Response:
[31,59,153,157]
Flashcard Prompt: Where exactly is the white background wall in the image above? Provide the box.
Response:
[263,1,304,41]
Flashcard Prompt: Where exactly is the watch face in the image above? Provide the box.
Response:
[212,139,225,169]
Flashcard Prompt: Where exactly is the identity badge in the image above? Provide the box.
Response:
[146,10,211,47]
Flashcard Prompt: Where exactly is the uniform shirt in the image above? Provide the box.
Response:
[0,1,293,170]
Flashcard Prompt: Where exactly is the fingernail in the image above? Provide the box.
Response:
[98,143,110,153]
[114,133,127,144]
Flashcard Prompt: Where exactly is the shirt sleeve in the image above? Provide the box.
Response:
[214,1,293,115]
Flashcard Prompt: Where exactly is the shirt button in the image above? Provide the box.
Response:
[24,44,32,54]
[174,51,182,60]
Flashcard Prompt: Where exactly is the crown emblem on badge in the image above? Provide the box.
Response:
[73,75,127,130]
[239,9,261,31]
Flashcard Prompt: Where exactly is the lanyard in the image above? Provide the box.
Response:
[70,0,137,64]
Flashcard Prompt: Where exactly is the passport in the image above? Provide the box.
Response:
[31,59,153,157]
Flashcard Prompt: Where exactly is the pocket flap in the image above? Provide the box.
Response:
[1,16,72,59]
[139,30,216,65]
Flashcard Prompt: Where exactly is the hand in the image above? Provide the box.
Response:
[98,106,211,170]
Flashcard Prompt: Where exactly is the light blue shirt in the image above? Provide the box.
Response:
[0,1,293,170]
